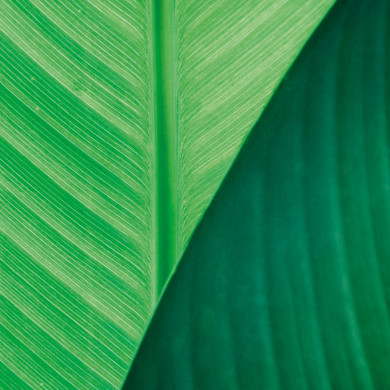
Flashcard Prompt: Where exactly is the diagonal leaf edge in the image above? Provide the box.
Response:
[123,0,390,388]
[121,0,339,380]
[0,1,335,388]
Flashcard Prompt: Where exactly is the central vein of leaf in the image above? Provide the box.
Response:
[150,0,178,303]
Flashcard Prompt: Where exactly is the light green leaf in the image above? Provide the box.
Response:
[123,0,390,388]
[0,1,333,388]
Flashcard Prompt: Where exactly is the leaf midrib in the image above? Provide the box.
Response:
[150,0,179,304]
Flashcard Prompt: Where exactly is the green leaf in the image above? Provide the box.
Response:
[123,0,390,388]
[0,1,333,388]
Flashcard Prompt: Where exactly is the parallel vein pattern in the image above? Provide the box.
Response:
[0,1,152,388]
[125,1,390,388]
[0,0,333,388]
[177,0,334,248]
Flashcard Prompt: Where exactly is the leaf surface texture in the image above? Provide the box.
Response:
[0,0,333,388]
[124,1,390,388]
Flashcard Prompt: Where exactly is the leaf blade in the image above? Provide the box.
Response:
[0,0,334,388]
[123,1,390,388]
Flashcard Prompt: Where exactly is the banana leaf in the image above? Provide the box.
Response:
[124,0,390,388]
[0,0,333,388]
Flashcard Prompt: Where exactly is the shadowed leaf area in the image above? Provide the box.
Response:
[124,0,390,389]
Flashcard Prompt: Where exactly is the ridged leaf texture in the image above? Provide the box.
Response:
[0,1,333,389]
[124,0,390,388]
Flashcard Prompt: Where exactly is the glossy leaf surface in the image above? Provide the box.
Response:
[124,1,390,388]
[0,1,333,388]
